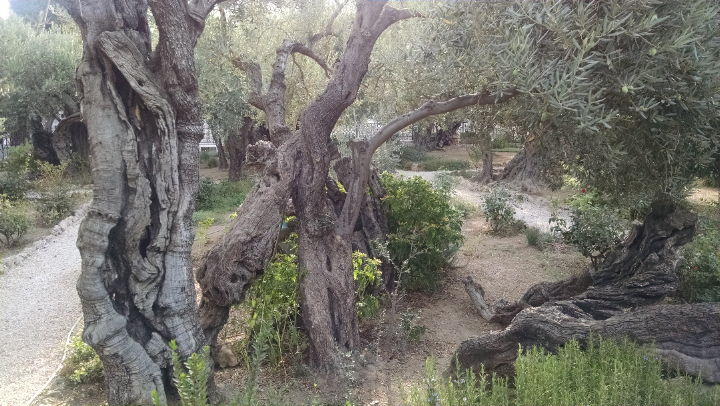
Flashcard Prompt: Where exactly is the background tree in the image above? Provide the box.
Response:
[58,1,223,404]
[436,0,719,200]
[0,11,82,157]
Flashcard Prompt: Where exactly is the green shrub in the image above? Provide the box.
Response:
[61,334,104,385]
[552,192,629,269]
[243,239,304,367]
[381,173,464,291]
[399,309,426,342]
[0,141,39,175]
[678,216,719,303]
[515,337,719,406]
[401,356,509,406]
[34,161,73,225]
[401,337,719,406]
[399,145,428,162]
[153,340,210,406]
[482,185,516,234]
[0,171,29,201]
[66,152,93,184]
[0,194,33,246]
[524,227,553,250]
[353,251,382,321]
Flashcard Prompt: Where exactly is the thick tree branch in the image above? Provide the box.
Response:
[370,6,421,39]
[368,88,519,152]
[187,0,225,29]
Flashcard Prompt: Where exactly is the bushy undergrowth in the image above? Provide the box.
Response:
[60,334,104,385]
[551,191,629,269]
[353,251,382,321]
[401,158,470,171]
[381,173,464,291]
[242,240,304,368]
[194,177,254,223]
[153,340,211,406]
[524,226,553,250]
[678,201,719,303]
[402,337,719,406]
[0,194,33,246]
[482,185,517,234]
[34,161,73,225]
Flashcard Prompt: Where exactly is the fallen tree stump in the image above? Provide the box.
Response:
[455,193,720,383]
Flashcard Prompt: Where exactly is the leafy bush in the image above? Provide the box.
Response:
[524,227,553,250]
[66,152,93,184]
[0,141,39,175]
[195,217,214,245]
[0,171,29,201]
[381,173,464,291]
[678,216,719,303]
[353,251,382,321]
[243,240,304,367]
[153,340,210,406]
[482,185,516,234]
[34,161,73,225]
[552,192,629,269]
[61,334,104,385]
[399,145,428,162]
[400,309,426,342]
[0,194,33,246]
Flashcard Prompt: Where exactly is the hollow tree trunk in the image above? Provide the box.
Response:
[31,120,60,165]
[52,112,88,161]
[215,136,228,170]
[61,1,220,404]
[455,193,720,382]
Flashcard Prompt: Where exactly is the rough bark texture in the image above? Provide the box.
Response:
[474,132,494,183]
[198,1,519,372]
[52,112,89,161]
[60,1,220,404]
[500,137,543,192]
[454,194,720,382]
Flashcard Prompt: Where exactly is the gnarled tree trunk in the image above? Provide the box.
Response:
[61,1,221,404]
[455,193,720,382]
[500,135,544,192]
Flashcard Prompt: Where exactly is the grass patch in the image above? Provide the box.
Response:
[401,336,720,406]
[524,227,554,250]
[193,177,254,224]
[492,147,521,153]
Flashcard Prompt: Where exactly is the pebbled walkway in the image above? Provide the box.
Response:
[0,206,87,406]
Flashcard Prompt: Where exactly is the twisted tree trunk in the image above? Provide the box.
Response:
[60,1,221,404]
[455,193,720,382]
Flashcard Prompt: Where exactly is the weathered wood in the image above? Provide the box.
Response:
[454,193,716,382]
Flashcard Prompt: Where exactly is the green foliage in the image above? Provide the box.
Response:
[62,334,104,385]
[193,177,254,223]
[1,14,81,136]
[0,141,38,175]
[234,323,272,406]
[352,251,382,321]
[515,337,719,406]
[401,357,509,406]
[399,310,426,343]
[524,227,553,250]
[0,194,33,246]
[552,192,629,269]
[381,173,464,291]
[399,145,428,162]
[243,240,304,368]
[199,151,218,168]
[402,158,470,172]
[156,340,210,406]
[678,213,720,303]
[195,217,215,245]
[33,161,72,225]
[482,185,517,234]
[0,171,29,202]
[65,152,93,184]
[402,337,719,406]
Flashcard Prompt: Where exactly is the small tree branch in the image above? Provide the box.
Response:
[308,0,348,48]
[368,88,520,152]
[229,56,264,109]
[187,0,226,29]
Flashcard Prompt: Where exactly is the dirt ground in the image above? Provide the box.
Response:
[27,162,712,405]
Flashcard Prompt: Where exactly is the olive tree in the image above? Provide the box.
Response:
[58,1,223,404]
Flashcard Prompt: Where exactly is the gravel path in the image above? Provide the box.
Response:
[0,206,87,406]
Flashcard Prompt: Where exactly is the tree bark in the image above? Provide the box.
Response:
[214,135,228,170]
[455,193,720,382]
[52,112,88,161]
[500,136,543,192]
[475,132,494,183]
[60,1,221,404]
